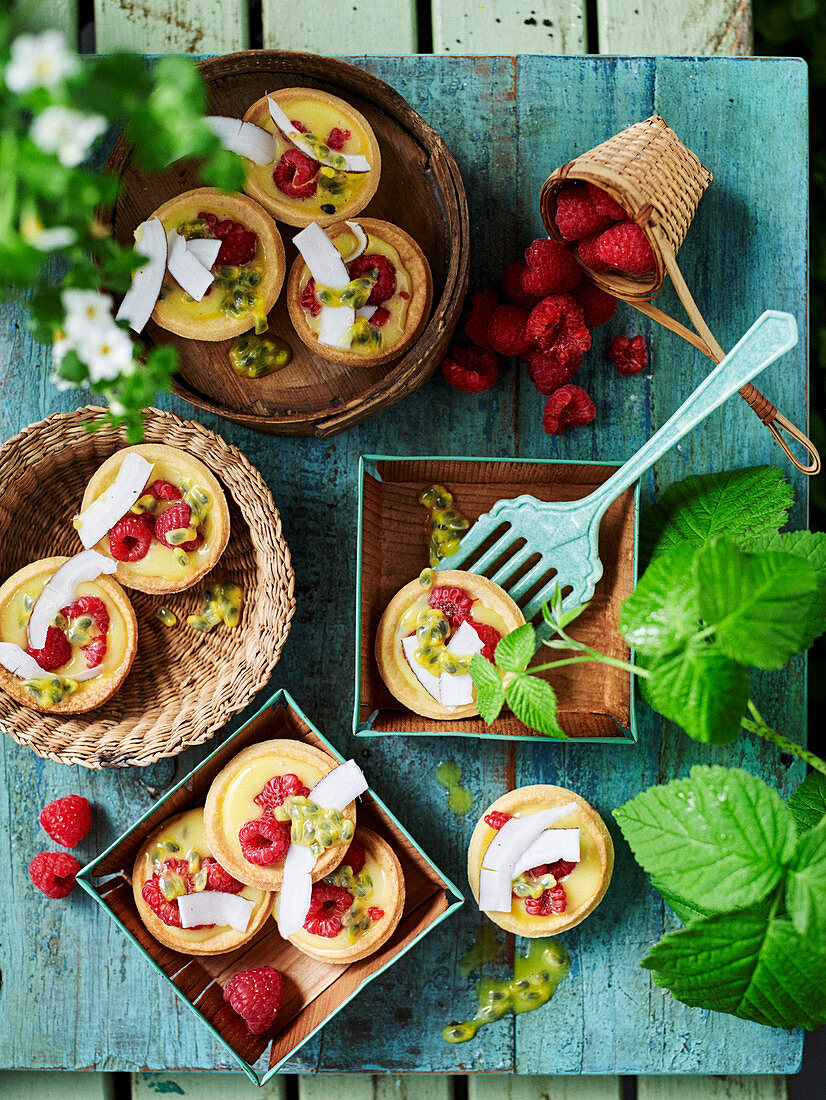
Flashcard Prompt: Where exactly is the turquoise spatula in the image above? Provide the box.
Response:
[436,310,798,639]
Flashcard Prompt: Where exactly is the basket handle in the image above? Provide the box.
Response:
[624,234,820,475]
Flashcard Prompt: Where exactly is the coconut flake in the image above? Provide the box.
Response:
[70,664,106,683]
[166,229,214,302]
[277,842,314,938]
[318,305,355,349]
[205,115,275,165]
[512,828,580,879]
[116,217,168,334]
[177,890,255,932]
[478,805,578,913]
[0,643,49,680]
[185,237,222,270]
[293,222,350,289]
[355,304,377,321]
[28,550,117,651]
[447,621,485,658]
[268,98,371,173]
[439,672,474,708]
[75,452,154,550]
[310,759,368,812]
[342,221,367,262]
[402,634,441,703]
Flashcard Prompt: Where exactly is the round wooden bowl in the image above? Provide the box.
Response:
[0,406,295,768]
[106,51,469,438]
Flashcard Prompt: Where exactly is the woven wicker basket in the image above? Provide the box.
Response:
[0,406,295,768]
[540,115,819,475]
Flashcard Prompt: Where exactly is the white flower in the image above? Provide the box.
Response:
[30,106,107,167]
[50,371,75,393]
[62,289,114,343]
[20,213,76,252]
[83,325,135,382]
[51,331,72,367]
[4,31,79,94]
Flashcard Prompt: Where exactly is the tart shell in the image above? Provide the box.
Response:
[287,826,405,964]
[203,738,358,891]
[375,570,525,721]
[79,444,231,596]
[467,784,614,937]
[131,810,274,956]
[242,88,382,228]
[286,218,432,368]
[0,556,138,715]
[148,187,286,341]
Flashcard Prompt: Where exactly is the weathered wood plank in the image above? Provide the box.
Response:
[261,0,417,55]
[299,1075,453,1100]
[469,1077,621,1099]
[133,1072,288,1097]
[596,0,752,55]
[638,1078,788,1100]
[93,0,249,54]
[0,1072,115,1099]
[432,0,586,57]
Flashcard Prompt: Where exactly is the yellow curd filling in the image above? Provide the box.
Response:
[141,808,266,944]
[287,847,391,950]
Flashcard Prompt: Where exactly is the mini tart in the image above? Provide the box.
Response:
[468,785,614,937]
[148,187,285,341]
[286,218,432,368]
[79,444,230,595]
[204,738,358,891]
[132,808,273,956]
[0,556,137,715]
[286,826,405,964]
[242,87,381,228]
[375,570,525,721]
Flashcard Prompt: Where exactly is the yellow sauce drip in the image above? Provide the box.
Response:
[418,484,471,566]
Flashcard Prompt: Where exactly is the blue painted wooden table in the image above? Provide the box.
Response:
[0,55,809,1075]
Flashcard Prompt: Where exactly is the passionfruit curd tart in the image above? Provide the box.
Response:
[242,87,381,228]
[375,569,525,721]
[0,554,138,714]
[468,784,614,937]
[132,807,273,955]
[77,444,230,595]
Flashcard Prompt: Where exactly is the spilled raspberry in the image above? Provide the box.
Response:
[524,347,582,395]
[224,966,283,1035]
[594,222,656,275]
[61,595,110,636]
[574,280,618,328]
[273,148,319,198]
[304,883,353,938]
[469,620,501,661]
[26,626,71,673]
[368,906,385,922]
[254,773,311,813]
[348,253,396,304]
[487,304,532,357]
[586,182,628,221]
[542,384,597,435]
[326,127,351,150]
[108,514,153,561]
[522,238,581,297]
[429,586,473,628]
[577,233,613,273]
[525,294,590,364]
[301,277,322,318]
[154,502,203,552]
[501,261,538,309]
[29,851,81,899]
[553,183,612,241]
[39,795,92,848]
[524,883,567,915]
[441,346,498,394]
[239,818,291,866]
[464,288,499,347]
[343,838,366,875]
[484,810,512,830]
[609,334,649,375]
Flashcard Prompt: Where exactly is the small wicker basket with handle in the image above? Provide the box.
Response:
[539,115,819,475]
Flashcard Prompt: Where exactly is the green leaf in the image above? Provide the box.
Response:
[469,656,505,724]
[620,543,700,656]
[641,908,826,1029]
[641,641,750,744]
[789,773,826,832]
[651,880,715,925]
[542,591,589,634]
[742,531,826,648]
[613,765,797,912]
[697,541,819,670]
[642,466,793,561]
[494,623,535,673]
[787,817,826,941]
[504,673,567,738]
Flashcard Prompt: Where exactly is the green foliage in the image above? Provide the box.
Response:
[788,772,826,832]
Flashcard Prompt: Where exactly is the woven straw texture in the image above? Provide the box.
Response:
[0,406,295,768]
[540,114,712,299]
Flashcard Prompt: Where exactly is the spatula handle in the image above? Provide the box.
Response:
[589,310,798,512]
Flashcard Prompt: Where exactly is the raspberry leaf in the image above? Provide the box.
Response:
[504,673,567,738]
[786,817,826,942]
[641,908,826,1030]
[650,880,714,925]
[494,623,535,673]
[613,766,797,913]
[740,531,826,648]
[789,773,826,833]
[469,655,505,724]
[619,543,700,656]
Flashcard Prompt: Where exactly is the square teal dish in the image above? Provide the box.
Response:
[354,456,638,742]
[76,690,464,1085]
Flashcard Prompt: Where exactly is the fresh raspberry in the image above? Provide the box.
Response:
[154,502,203,552]
[290,119,307,133]
[301,278,322,318]
[441,346,498,394]
[239,818,291,866]
[484,810,512,830]
[39,795,92,847]
[368,907,384,922]
[29,851,81,899]
[464,288,499,347]
[487,305,531,357]
[141,877,184,927]
[429,586,473,628]
[574,280,618,328]
[525,883,567,915]
[548,858,577,880]
[525,294,590,364]
[594,222,656,275]
[327,127,351,150]
[399,290,410,300]
[343,838,365,875]
[348,254,396,304]
[273,148,319,198]
[522,238,582,296]
[108,514,153,561]
[217,225,257,267]
[371,306,390,328]
[609,334,649,375]
[147,479,182,501]
[553,183,612,241]
[254,773,311,813]
[577,234,613,273]
[542,384,597,435]
[82,636,107,669]
[202,856,244,894]
[586,182,628,221]
[524,347,582,395]
[501,261,538,309]
[26,625,72,672]
[61,595,110,636]
[304,883,353,938]
[468,620,501,661]
[527,864,550,878]
[223,966,284,1035]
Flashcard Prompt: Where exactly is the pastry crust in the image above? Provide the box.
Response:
[79,444,230,595]
[0,556,138,715]
[375,570,525,721]
[242,88,381,228]
[287,826,405,964]
[204,738,358,891]
[131,810,274,956]
[286,218,432,368]
[467,784,614,937]
[148,187,285,341]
